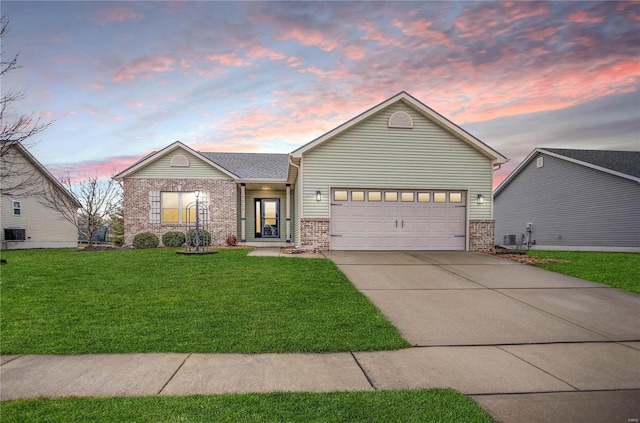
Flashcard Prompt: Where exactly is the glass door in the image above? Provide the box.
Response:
[255,199,280,238]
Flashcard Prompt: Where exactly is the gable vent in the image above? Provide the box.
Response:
[388,111,413,128]
[170,154,189,167]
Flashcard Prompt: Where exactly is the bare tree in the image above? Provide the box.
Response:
[40,175,121,247]
[1,16,52,195]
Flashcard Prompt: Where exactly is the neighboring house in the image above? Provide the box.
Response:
[114,91,507,251]
[1,142,81,250]
[494,148,640,252]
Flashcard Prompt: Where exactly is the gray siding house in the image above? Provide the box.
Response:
[115,92,508,251]
[494,148,640,252]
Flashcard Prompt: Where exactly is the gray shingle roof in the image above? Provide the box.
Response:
[200,152,289,179]
[544,148,640,178]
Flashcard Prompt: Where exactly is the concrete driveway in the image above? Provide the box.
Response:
[324,251,640,423]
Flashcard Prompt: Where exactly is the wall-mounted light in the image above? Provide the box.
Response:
[477,194,484,204]
[316,190,321,201]
[194,188,200,199]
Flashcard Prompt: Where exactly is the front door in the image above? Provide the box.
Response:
[255,199,280,238]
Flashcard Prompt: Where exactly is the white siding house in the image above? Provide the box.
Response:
[1,142,80,250]
[115,92,507,251]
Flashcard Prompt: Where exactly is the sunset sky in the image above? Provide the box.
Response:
[3,1,639,187]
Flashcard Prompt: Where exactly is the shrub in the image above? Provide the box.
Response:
[162,231,186,247]
[132,232,159,249]
[226,234,238,247]
[186,229,212,247]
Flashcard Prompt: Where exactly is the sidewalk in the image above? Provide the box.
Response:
[2,346,640,422]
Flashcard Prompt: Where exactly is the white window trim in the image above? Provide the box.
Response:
[12,200,21,216]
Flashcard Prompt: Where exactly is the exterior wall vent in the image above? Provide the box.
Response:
[536,156,544,168]
[170,154,190,167]
[388,111,413,128]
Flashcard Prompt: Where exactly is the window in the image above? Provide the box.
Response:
[161,192,197,223]
[170,154,190,167]
[434,192,447,203]
[351,191,365,201]
[449,193,462,203]
[417,192,431,202]
[368,191,382,201]
[333,190,348,201]
[401,192,414,202]
[255,199,279,238]
[4,228,25,241]
[12,201,21,216]
[384,192,398,202]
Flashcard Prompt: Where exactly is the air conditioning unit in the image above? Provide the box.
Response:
[503,234,517,245]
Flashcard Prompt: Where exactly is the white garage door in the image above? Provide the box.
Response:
[331,189,466,250]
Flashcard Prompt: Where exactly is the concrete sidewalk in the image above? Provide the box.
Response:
[2,251,639,423]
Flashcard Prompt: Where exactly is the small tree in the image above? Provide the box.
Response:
[40,175,120,247]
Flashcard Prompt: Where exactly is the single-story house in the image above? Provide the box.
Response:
[1,141,81,250]
[494,148,640,252]
[114,91,508,251]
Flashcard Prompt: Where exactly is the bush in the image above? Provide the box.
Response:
[132,232,159,249]
[111,236,124,247]
[162,231,186,247]
[186,229,211,247]
[226,234,238,247]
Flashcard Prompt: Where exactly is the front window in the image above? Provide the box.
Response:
[161,192,197,223]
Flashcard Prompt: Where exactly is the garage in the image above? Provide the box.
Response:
[330,189,466,250]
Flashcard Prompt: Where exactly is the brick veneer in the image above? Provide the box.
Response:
[299,218,330,251]
[123,178,237,246]
[469,219,495,252]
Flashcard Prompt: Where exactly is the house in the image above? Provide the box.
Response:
[1,142,81,250]
[494,148,640,252]
[114,91,507,251]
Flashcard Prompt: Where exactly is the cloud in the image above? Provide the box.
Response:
[111,55,176,82]
[96,5,141,26]
[568,10,606,24]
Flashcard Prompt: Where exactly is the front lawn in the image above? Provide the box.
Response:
[0,248,409,354]
[0,390,495,423]
[528,251,640,294]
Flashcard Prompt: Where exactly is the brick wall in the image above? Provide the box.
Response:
[469,219,495,252]
[299,218,330,251]
[123,178,237,246]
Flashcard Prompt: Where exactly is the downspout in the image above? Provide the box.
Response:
[288,157,301,247]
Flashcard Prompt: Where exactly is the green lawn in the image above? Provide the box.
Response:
[0,248,409,354]
[0,390,494,423]
[528,250,640,294]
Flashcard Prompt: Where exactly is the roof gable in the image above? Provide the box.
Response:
[494,148,640,196]
[113,141,238,180]
[291,91,507,164]
[1,141,81,207]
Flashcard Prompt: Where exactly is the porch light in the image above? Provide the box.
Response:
[477,194,484,204]
[194,188,200,198]
[316,190,321,201]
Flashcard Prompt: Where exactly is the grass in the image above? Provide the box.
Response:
[527,250,640,294]
[0,390,495,423]
[0,248,409,354]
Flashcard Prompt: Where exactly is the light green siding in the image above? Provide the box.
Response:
[302,102,493,219]
[130,149,232,179]
[239,189,292,242]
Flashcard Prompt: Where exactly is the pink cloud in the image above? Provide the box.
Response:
[524,27,556,41]
[277,27,340,52]
[568,10,606,24]
[90,81,106,90]
[206,52,248,67]
[96,6,141,25]
[112,55,176,82]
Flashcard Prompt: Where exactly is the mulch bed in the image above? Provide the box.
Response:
[487,252,569,265]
